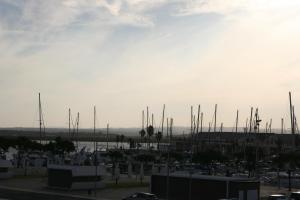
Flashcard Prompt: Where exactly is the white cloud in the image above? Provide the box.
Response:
[175,0,248,16]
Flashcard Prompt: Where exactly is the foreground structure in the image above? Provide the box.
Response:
[151,173,260,200]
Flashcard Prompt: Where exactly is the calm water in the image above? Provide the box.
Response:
[76,141,157,151]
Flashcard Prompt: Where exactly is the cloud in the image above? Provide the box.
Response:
[175,0,248,16]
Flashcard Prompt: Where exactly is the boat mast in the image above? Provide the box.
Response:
[269,119,272,133]
[152,113,154,126]
[293,106,296,134]
[161,104,165,136]
[94,106,96,153]
[38,93,42,144]
[214,104,217,133]
[76,112,79,150]
[146,106,149,128]
[249,107,253,133]
[106,123,109,151]
[166,118,169,138]
[146,106,149,149]
[235,110,239,133]
[200,112,203,133]
[93,105,98,197]
[191,106,193,135]
[196,105,200,134]
[68,108,71,138]
[245,118,248,133]
[281,118,284,134]
[289,92,295,134]
[220,123,223,133]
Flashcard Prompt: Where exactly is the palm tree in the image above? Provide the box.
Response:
[155,131,162,150]
[147,125,154,150]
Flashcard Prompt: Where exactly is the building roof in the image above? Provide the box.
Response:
[153,172,258,182]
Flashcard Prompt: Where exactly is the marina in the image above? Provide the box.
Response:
[1,1,300,199]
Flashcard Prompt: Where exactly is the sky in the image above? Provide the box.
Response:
[1,0,300,130]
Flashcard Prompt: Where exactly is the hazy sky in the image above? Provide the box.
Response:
[1,0,300,130]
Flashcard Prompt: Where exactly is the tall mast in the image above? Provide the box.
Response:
[281,118,284,134]
[193,115,197,135]
[289,92,295,134]
[94,106,96,152]
[76,112,79,150]
[93,105,98,197]
[146,106,149,128]
[235,110,239,133]
[170,118,173,140]
[161,104,165,135]
[196,105,200,134]
[220,123,223,132]
[166,118,169,138]
[269,119,272,133]
[106,123,109,151]
[200,112,203,133]
[214,104,217,133]
[38,93,42,144]
[249,107,253,133]
[142,110,144,130]
[190,106,194,152]
[68,108,71,138]
[152,113,154,127]
[191,106,193,135]
[293,106,296,134]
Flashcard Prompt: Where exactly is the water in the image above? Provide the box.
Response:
[76,141,158,152]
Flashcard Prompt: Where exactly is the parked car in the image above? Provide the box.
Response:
[268,194,288,200]
[290,191,300,200]
[122,192,158,200]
